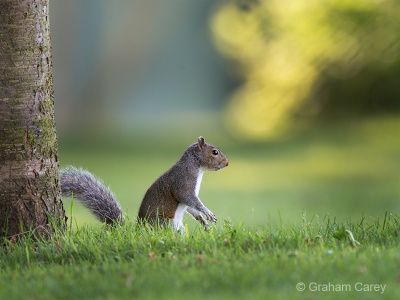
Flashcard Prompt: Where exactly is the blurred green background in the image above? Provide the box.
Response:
[51,0,400,228]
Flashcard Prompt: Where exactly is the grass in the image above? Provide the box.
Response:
[1,213,399,299]
[1,116,399,299]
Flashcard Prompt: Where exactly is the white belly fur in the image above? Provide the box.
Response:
[172,203,188,231]
[195,168,205,196]
[173,169,205,232]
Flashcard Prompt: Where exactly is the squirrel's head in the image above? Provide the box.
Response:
[194,136,229,171]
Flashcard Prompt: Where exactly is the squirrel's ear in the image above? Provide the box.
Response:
[197,136,205,150]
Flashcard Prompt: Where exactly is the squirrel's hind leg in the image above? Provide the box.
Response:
[171,203,187,234]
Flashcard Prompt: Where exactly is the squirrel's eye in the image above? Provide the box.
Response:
[212,149,219,156]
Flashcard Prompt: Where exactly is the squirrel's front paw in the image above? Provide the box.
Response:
[203,208,217,223]
[195,214,209,229]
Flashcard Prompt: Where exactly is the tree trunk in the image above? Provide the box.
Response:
[0,0,65,238]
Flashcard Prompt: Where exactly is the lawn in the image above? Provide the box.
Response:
[1,116,399,299]
[0,214,399,299]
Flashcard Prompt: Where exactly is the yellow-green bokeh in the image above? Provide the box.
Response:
[211,0,400,140]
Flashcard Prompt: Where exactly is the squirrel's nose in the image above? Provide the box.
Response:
[225,160,229,167]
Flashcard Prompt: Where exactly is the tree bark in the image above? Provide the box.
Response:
[0,0,65,238]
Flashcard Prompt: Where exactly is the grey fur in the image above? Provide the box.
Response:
[59,137,228,231]
[60,166,124,224]
[137,136,229,229]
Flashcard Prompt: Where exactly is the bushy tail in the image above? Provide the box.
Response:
[60,166,124,224]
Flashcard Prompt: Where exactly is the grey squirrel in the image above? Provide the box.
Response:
[60,136,229,232]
